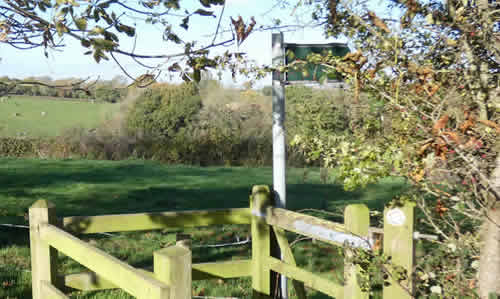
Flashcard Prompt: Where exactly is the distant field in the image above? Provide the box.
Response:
[0,96,116,137]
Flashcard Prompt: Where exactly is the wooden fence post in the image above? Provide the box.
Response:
[383,202,415,299]
[176,234,192,250]
[29,200,59,299]
[251,185,273,299]
[154,245,192,299]
[344,204,370,299]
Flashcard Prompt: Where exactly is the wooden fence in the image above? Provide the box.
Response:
[29,185,415,299]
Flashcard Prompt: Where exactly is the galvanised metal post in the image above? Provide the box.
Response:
[272,32,287,299]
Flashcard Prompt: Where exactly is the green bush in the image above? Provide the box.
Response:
[95,86,123,103]
[260,86,273,96]
[0,137,34,157]
[286,85,349,139]
[126,83,201,137]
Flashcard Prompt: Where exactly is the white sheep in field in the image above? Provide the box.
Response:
[41,111,46,117]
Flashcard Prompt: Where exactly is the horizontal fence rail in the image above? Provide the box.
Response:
[40,280,69,299]
[63,260,252,291]
[62,208,251,234]
[266,207,372,250]
[40,224,170,299]
[266,256,344,299]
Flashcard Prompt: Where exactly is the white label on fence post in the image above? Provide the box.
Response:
[386,208,406,226]
[293,221,372,250]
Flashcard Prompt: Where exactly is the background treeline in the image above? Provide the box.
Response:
[0,78,368,167]
[0,75,128,103]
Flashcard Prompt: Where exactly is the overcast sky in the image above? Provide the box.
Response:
[0,0,395,87]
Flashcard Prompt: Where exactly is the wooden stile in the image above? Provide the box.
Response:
[40,224,170,299]
[266,256,344,299]
[271,226,307,299]
[251,185,272,298]
[29,200,59,299]
[383,202,415,299]
[154,245,192,299]
[40,280,69,299]
[63,208,251,234]
[344,204,370,299]
[28,184,417,299]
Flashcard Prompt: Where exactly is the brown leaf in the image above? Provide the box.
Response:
[435,199,449,217]
[460,118,475,133]
[418,142,432,156]
[367,68,376,78]
[442,131,461,144]
[463,136,479,149]
[343,51,362,63]
[426,83,440,97]
[478,119,500,134]
[368,11,390,33]
[417,66,433,76]
[432,115,449,135]
[412,168,425,182]
[372,235,382,252]
[329,0,338,24]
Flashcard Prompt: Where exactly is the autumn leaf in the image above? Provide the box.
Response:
[463,136,480,149]
[329,0,338,24]
[411,168,425,182]
[417,66,433,76]
[343,51,362,63]
[426,83,440,97]
[372,235,382,252]
[478,119,500,134]
[231,16,255,46]
[418,142,432,156]
[367,11,390,33]
[442,131,461,144]
[460,118,476,133]
[435,199,449,217]
[432,115,449,135]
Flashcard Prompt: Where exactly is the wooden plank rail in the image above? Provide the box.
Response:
[192,260,252,280]
[62,208,251,234]
[63,260,252,291]
[266,207,372,250]
[39,224,170,299]
[272,226,307,299]
[266,256,344,299]
[40,281,69,299]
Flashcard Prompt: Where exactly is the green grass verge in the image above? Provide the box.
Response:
[0,96,116,137]
[0,158,408,298]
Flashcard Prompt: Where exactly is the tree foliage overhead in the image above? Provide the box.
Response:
[0,0,264,92]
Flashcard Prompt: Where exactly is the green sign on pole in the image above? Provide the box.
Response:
[284,43,349,83]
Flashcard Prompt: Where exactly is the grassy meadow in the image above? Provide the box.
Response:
[0,158,409,298]
[0,96,116,137]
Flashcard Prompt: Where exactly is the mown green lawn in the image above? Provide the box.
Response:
[0,96,116,137]
[0,158,408,298]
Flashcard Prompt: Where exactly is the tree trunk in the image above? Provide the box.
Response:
[479,155,500,298]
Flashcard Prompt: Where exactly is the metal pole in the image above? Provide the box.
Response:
[272,32,287,299]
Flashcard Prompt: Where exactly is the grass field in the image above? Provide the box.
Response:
[0,158,408,298]
[0,96,116,137]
